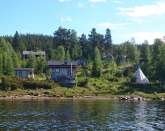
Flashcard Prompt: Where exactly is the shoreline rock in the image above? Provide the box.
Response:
[0,95,164,101]
[119,96,144,101]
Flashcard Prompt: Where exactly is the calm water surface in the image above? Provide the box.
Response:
[0,99,164,130]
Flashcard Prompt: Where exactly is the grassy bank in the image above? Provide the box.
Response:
[0,87,165,100]
[0,76,165,100]
[0,89,165,100]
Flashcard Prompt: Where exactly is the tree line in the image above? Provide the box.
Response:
[0,27,165,82]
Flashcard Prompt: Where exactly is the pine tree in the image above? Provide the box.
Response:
[104,28,112,52]
[36,57,47,74]
[2,52,8,75]
[140,42,152,78]
[158,45,165,81]
[70,44,82,59]
[152,39,165,81]
[109,58,117,77]
[26,55,36,69]
[51,46,65,61]
[123,41,140,63]
[88,28,104,58]
[13,31,20,51]
[53,27,78,50]
[6,55,14,76]
[0,54,3,76]
[13,31,26,52]
[102,28,113,61]
[56,46,65,61]
[65,49,71,61]
[88,28,98,48]
[80,34,89,59]
[0,38,20,75]
[92,47,102,77]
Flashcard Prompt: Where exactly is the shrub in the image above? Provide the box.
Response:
[0,76,23,91]
[127,83,165,93]
[23,80,52,89]
[0,76,10,91]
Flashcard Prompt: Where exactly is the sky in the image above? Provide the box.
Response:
[0,0,165,44]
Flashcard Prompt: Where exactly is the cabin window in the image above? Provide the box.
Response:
[19,71,22,77]
[67,70,71,76]
[55,68,60,73]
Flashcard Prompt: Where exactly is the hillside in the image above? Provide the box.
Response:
[0,27,165,99]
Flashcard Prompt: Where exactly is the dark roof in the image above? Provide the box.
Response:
[103,52,113,59]
[15,68,34,71]
[48,60,79,66]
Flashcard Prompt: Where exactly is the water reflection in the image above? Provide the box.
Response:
[0,100,164,130]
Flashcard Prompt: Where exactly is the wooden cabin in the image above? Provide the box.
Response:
[116,55,127,65]
[48,61,79,87]
[22,51,46,59]
[15,68,34,79]
[102,52,113,60]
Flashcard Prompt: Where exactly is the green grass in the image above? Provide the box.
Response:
[132,91,165,100]
[0,65,164,100]
[0,87,164,100]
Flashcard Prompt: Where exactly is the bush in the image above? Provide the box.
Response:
[0,76,10,91]
[77,80,88,87]
[107,76,118,82]
[0,76,23,91]
[23,80,52,89]
[0,76,54,91]
[127,83,165,93]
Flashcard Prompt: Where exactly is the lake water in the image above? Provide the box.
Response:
[0,99,164,130]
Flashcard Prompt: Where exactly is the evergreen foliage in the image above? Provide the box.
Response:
[0,27,165,82]
[0,38,19,76]
[53,46,65,61]
[140,42,152,78]
[65,49,71,61]
[92,47,102,77]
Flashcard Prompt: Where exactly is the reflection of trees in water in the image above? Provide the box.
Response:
[105,101,139,129]
[0,100,164,130]
[72,100,113,124]
[135,101,147,127]
[135,101,165,130]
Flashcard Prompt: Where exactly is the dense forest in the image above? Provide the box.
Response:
[0,27,165,82]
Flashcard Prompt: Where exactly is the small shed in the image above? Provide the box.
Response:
[22,51,46,59]
[15,68,34,79]
[48,61,79,87]
[102,52,113,60]
[116,55,127,65]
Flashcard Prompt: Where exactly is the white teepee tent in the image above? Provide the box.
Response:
[135,67,149,84]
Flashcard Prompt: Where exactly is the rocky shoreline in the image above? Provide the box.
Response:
[0,95,164,101]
